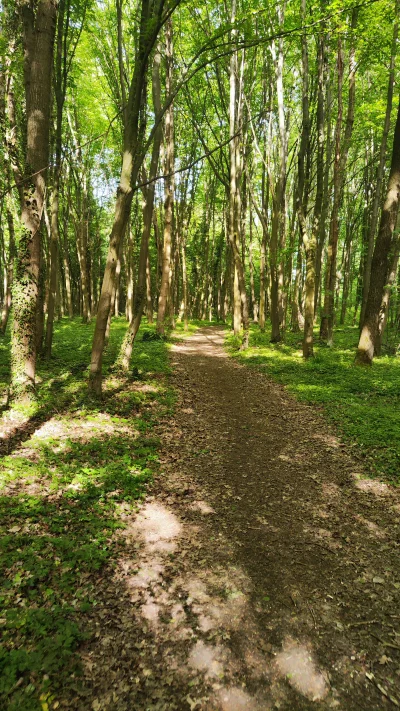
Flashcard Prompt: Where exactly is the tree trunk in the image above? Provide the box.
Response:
[90,0,164,395]
[146,254,153,323]
[10,0,57,401]
[300,18,324,357]
[228,0,249,346]
[359,6,398,328]
[356,98,400,365]
[339,217,353,325]
[375,231,400,354]
[315,44,331,317]
[270,13,287,343]
[0,208,15,335]
[118,47,162,368]
[157,20,175,336]
[291,238,304,332]
[320,10,357,344]
[249,208,258,322]
[1,45,19,334]
[258,158,269,332]
[45,0,70,357]
[125,227,134,323]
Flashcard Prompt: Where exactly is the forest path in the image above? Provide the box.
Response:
[81,326,400,710]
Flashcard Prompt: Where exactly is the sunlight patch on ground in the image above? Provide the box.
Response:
[188,640,225,678]
[275,638,329,701]
[352,476,390,497]
[355,515,387,539]
[218,686,262,710]
[190,499,215,514]
[141,599,160,626]
[133,501,182,552]
[312,432,341,449]
[0,410,30,443]
[32,413,127,445]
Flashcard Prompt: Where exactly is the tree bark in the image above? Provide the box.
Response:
[118,47,162,368]
[228,0,249,346]
[270,12,287,343]
[157,20,175,336]
[300,18,324,357]
[359,6,398,328]
[10,0,57,401]
[356,98,400,365]
[89,0,167,395]
[320,11,357,344]
[146,254,153,323]
[0,209,15,335]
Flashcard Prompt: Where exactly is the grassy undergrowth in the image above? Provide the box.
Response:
[0,317,175,711]
[227,324,400,483]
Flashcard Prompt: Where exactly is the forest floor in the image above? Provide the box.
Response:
[69,325,400,711]
[3,323,400,710]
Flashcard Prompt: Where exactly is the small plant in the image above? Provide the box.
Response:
[141,329,166,342]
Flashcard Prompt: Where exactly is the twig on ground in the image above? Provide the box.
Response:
[371,633,400,651]
[365,672,400,707]
[348,620,380,628]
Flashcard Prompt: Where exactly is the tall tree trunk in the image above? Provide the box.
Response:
[270,12,287,343]
[356,98,400,365]
[146,254,153,323]
[76,175,91,323]
[45,0,71,357]
[114,245,122,316]
[61,215,73,318]
[258,157,269,332]
[375,231,400,354]
[320,11,357,343]
[315,43,331,317]
[228,0,249,345]
[10,0,57,401]
[339,217,353,325]
[0,208,15,335]
[359,6,398,327]
[300,15,324,357]
[125,227,134,322]
[118,48,162,368]
[1,44,20,334]
[89,0,164,395]
[249,206,258,322]
[157,20,175,336]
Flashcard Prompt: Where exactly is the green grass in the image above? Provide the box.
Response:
[0,317,172,710]
[227,323,400,482]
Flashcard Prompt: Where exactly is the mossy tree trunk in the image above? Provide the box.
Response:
[10,0,57,401]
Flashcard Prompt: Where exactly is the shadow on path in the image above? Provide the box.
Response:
[57,326,400,710]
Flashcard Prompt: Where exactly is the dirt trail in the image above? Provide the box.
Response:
[79,326,400,710]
